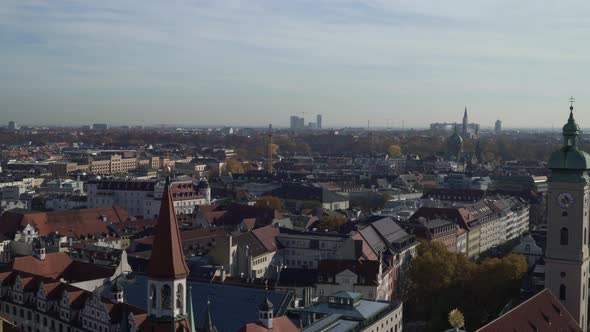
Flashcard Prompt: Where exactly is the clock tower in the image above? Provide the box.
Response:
[546,101,590,332]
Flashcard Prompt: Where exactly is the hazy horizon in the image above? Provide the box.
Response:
[2,1,590,128]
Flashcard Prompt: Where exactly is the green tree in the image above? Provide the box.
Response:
[388,144,402,157]
[315,215,347,231]
[406,242,527,331]
[255,196,283,210]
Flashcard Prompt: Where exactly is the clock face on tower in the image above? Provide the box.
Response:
[557,192,575,209]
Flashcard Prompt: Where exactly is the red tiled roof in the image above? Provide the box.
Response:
[147,178,190,280]
[241,218,257,231]
[476,289,582,332]
[0,207,129,238]
[252,225,279,252]
[351,232,378,261]
[12,252,73,279]
[238,317,300,332]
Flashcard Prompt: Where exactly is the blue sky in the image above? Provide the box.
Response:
[1,0,590,128]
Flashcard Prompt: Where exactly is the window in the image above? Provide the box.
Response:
[150,285,157,309]
[560,284,566,300]
[161,285,171,309]
[562,211,568,217]
[176,284,184,312]
[560,228,569,245]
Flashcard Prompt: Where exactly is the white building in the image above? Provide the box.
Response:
[87,178,209,218]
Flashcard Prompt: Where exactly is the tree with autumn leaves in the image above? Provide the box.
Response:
[404,242,528,331]
[255,196,284,210]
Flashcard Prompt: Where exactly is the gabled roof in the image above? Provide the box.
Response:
[0,207,129,238]
[12,252,115,282]
[12,252,73,279]
[146,176,190,280]
[476,289,582,332]
[238,316,300,332]
[252,225,280,253]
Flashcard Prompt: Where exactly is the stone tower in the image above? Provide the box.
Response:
[143,175,192,331]
[545,102,590,331]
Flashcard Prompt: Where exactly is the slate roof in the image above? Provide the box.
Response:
[299,297,391,321]
[106,274,294,332]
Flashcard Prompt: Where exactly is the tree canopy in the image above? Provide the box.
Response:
[405,242,527,331]
[255,196,283,210]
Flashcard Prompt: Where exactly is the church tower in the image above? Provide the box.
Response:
[545,100,590,332]
[462,106,468,136]
[143,175,192,332]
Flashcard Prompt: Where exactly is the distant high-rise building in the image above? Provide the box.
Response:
[290,116,300,129]
[92,123,108,130]
[7,121,19,130]
[298,117,304,129]
[317,114,322,129]
[495,119,502,134]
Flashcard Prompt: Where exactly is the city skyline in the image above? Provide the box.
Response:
[2,1,590,127]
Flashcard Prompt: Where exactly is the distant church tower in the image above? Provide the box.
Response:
[462,106,468,136]
[143,175,192,331]
[545,100,589,332]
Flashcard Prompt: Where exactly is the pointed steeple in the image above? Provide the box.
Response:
[147,175,189,279]
[563,104,580,148]
[203,298,217,332]
[188,286,196,332]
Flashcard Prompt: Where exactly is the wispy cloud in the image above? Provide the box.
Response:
[1,0,590,127]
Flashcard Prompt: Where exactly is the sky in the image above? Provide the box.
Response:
[2,0,590,128]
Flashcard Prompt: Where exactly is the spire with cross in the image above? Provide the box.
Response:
[569,96,575,111]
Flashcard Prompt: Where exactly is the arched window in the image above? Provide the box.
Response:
[562,211,568,217]
[561,227,569,245]
[560,284,566,300]
[161,285,171,310]
[149,285,156,309]
[176,284,184,312]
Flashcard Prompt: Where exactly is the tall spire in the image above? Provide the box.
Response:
[203,298,217,332]
[563,97,580,148]
[146,174,189,279]
[188,286,196,332]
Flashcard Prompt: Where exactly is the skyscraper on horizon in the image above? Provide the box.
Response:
[495,119,502,134]
[317,114,322,129]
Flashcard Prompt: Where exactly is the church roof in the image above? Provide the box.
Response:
[548,108,590,171]
[476,289,581,332]
[146,176,190,280]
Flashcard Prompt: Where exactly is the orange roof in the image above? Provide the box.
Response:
[0,207,129,238]
[147,177,190,280]
[238,317,300,332]
[12,252,73,279]
[476,289,582,332]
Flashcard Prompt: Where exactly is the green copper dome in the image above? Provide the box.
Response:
[448,126,463,146]
[548,107,590,170]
